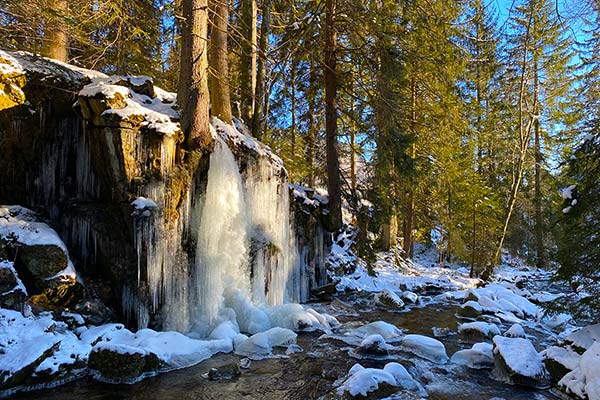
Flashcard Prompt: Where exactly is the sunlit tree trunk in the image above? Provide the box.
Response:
[208,0,233,124]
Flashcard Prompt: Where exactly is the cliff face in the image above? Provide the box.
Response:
[0,51,332,330]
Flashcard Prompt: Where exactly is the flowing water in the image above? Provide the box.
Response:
[14,293,563,400]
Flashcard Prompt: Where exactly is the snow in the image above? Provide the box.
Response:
[79,76,180,136]
[0,205,77,280]
[337,244,480,294]
[450,342,494,369]
[561,185,577,200]
[336,362,426,397]
[461,300,483,314]
[540,346,580,371]
[504,323,526,338]
[216,117,285,171]
[374,288,405,308]
[359,334,387,349]
[459,321,501,337]
[565,323,600,351]
[264,304,337,333]
[131,196,158,212]
[492,336,546,378]
[399,334,449,363]
[559,343,600,399]
[0,261,27,296]
[355,321,404,341]
[234,327,297,358]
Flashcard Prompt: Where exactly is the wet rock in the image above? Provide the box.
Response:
[88,344,162,384]
[206,363,241,381]
[311,283,338,300]
[458,301,483,318]
[492,336,550,389]
[400,290,419,304]
[74,299,116,326]
[374,289,404,310]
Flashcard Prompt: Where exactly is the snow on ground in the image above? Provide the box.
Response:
[337,243,481,294]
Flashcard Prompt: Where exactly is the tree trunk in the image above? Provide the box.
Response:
[45,0,69,61]
[251,0,271,139]
[208,0,233,124]
[403,79,417,258]
[240,0,257,127]
[350,100,356,192]
[291,63,296,156]
[179,0,213,150]
[533,53,545,269]
[324,0,342,231]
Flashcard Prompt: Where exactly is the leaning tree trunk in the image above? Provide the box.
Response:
[251,0,272,139]
[208,0,233,124]
[324,0,342,231]
[45,0,69,61]
[179,0,213,149]
[240,0,257,128]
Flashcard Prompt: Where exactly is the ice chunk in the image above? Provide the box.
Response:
[234,327,297,358]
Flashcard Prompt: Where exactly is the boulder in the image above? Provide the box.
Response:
[458,301,483,318]
[355,334,389,356]
[0,261,27,311]
[459,321,500,342]
[540,346,580,382]
[504,323,526,338]
[88,344,162,384]
[564,323,600,354]
[450,342,494,369]
[374,289,404,310]
[399,334,449,363]
[492,336,550,388]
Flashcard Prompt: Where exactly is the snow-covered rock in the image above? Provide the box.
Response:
[450,342,494,369]
[459,321,501,342]
[355,321,404,341]
[374,288,405,310]
[234,327,297,358]
[541,346,580,382]
[458,301,483,318]
[559,343,600,399]
[564,323,600,353]
[504,323,526,338]
[355,334,389,356]
[399,334,449,363]
[336,362,426,398]
[492,335,549,388]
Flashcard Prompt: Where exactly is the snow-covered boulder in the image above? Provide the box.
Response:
[558,343,600,399]
[0,206,81,308]
[450,342,494,369]
[459,321,500,342]
[88,343,162,384]
[355,321,403,341]
[504,323,526,338]
[374,289,405,310]
[234,327,297,358]
[355,334,389,356]
[540,346,580,382]
[336,362,426,398]
[492,336,550,388]
[399,334,449,363]
[0,261,27,312]
[458,301,483,318]
[564,323,600,354]
[400,290,419,304]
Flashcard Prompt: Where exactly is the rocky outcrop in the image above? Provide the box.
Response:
[0,50,333,329]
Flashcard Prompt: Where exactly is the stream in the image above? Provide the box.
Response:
[12,285,565,400]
